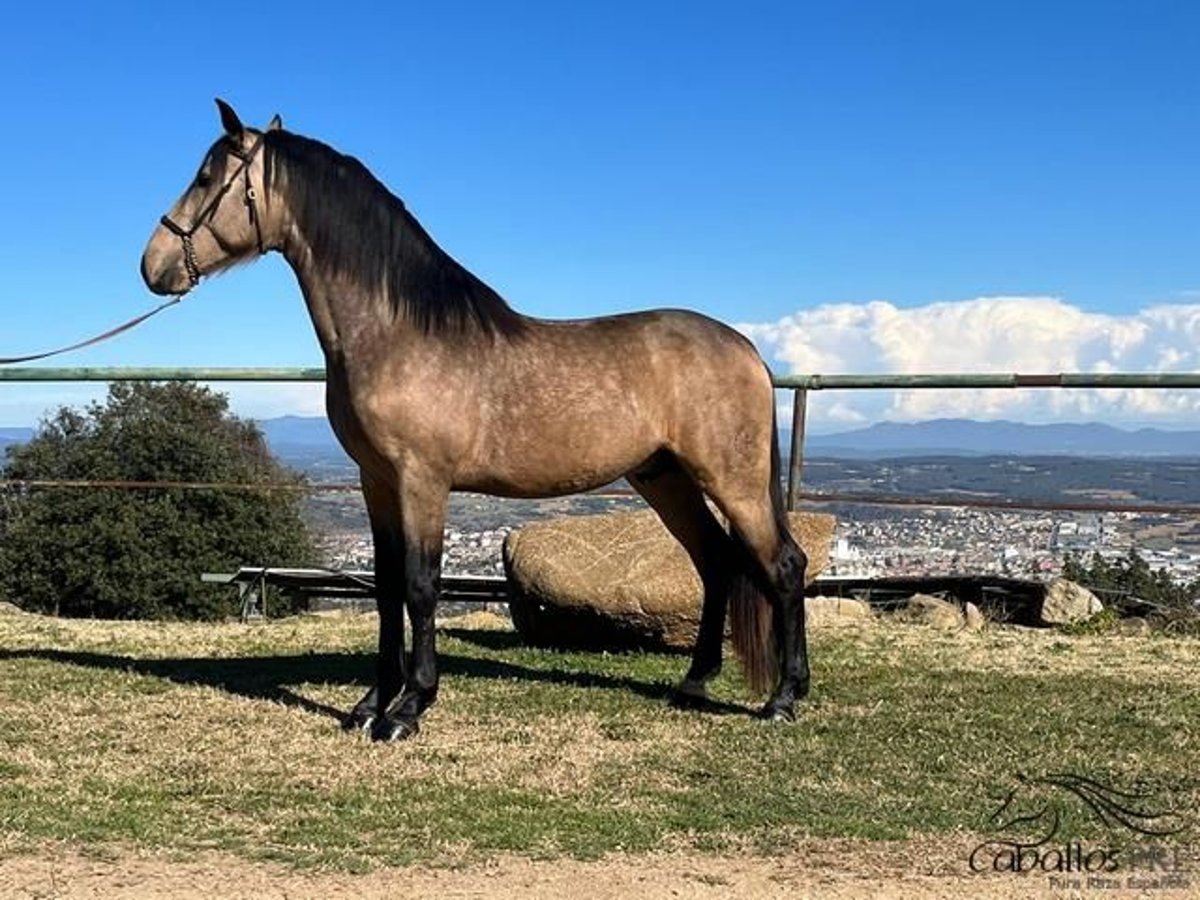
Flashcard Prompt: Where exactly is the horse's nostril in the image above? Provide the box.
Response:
[139,249,180,296]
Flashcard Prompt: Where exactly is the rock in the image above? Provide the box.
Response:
[894,593,964,630]
[437,609,512,631]
[1040,578,1103,626]
[504,508,835,651]
[964,601,986,632]
[1117,616,1151,636]
[805,596,873,627]
[0,600,24,616]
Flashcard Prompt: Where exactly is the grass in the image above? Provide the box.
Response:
[0,606,1197,871]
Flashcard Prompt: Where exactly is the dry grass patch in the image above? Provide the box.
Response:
[849,620,1200,684]
[1,603,1197,873]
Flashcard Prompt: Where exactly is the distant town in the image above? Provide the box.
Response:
[271,419,1200,589]
[307,491,1200,587]
[825,507,1199,583]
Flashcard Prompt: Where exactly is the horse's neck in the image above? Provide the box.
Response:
[283,254,345,362]
[278,244,383,366]
[278,215,454,373]
[272,159,519,366]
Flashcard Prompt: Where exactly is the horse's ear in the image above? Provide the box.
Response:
[215,98,244,139]
[267,114,283,132]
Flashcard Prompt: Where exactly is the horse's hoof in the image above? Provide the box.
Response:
[757,703,796,723]
[370,715,420,743]
[669,681,712,711]
[342,709,376,733]
[670,690,708,711]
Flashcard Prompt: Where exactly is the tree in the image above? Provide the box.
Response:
[0,382,319,619]
[1061,548,1199,611]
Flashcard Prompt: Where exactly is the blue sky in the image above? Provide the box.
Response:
[1,1,1198,427]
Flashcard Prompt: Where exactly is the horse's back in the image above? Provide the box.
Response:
[452,307,774,497]
[534,307,767,385]
[515,307,772,424]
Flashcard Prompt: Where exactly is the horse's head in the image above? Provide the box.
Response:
[141,99,282,296]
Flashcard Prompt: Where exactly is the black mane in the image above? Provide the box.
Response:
[264,131,525,339]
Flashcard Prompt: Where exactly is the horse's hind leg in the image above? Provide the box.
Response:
[762,529,809,719]
[720,496,810,720]
[628,452,735,707]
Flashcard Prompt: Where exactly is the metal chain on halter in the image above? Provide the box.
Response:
[160,222,202,286]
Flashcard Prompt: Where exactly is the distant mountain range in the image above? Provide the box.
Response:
[257,415,340,448]
[2,417,1197,461]
[0,428,32,451]
[805,419,1200,458]
[248,416,1200,461]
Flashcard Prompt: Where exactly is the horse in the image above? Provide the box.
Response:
[141,100,810,742]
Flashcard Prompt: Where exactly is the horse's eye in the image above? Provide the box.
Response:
[196,172,212,189]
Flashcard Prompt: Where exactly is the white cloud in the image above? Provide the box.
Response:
[741,297,1200,429]
[3,297,1198,433]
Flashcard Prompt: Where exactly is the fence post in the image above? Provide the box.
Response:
[786,388,808,511]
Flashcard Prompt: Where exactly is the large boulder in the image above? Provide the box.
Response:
[805,596,874,627]
[504,509,835,651]
[893,593,964,630]
[1040,578,1103,625]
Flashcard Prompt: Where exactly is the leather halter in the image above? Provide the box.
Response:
[159,130,268,288]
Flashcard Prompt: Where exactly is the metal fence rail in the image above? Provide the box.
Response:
[773,373,1200,390]
[774,372,1200,510]
[3,366,1199,512]
[0,367,327,382]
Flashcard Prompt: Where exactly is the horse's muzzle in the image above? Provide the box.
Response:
[140,245,191,297]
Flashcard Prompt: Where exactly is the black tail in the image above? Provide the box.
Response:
[726,408,789,695]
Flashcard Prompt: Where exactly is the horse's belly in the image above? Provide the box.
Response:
[453,433,651,499]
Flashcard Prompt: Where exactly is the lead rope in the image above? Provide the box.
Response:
[0,296,183,365]
[3,127,270,365]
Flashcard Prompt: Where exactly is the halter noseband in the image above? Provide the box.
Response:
[160,129,268,289]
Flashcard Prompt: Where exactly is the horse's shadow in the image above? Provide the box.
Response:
[0,627,748,722]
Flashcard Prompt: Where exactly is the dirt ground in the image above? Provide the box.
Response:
[2,840,1196,900]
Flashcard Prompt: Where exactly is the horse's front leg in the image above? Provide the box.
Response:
[372,475,448,742]
[344,473,408,732]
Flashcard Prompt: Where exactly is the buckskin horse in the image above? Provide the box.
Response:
[141,100,809,741]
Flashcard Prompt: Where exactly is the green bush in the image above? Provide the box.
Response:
[0,382,319,619]
[1061,548,1199,612]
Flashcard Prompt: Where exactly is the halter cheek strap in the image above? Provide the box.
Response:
[230,141,267,257]
[160,129,268,289]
